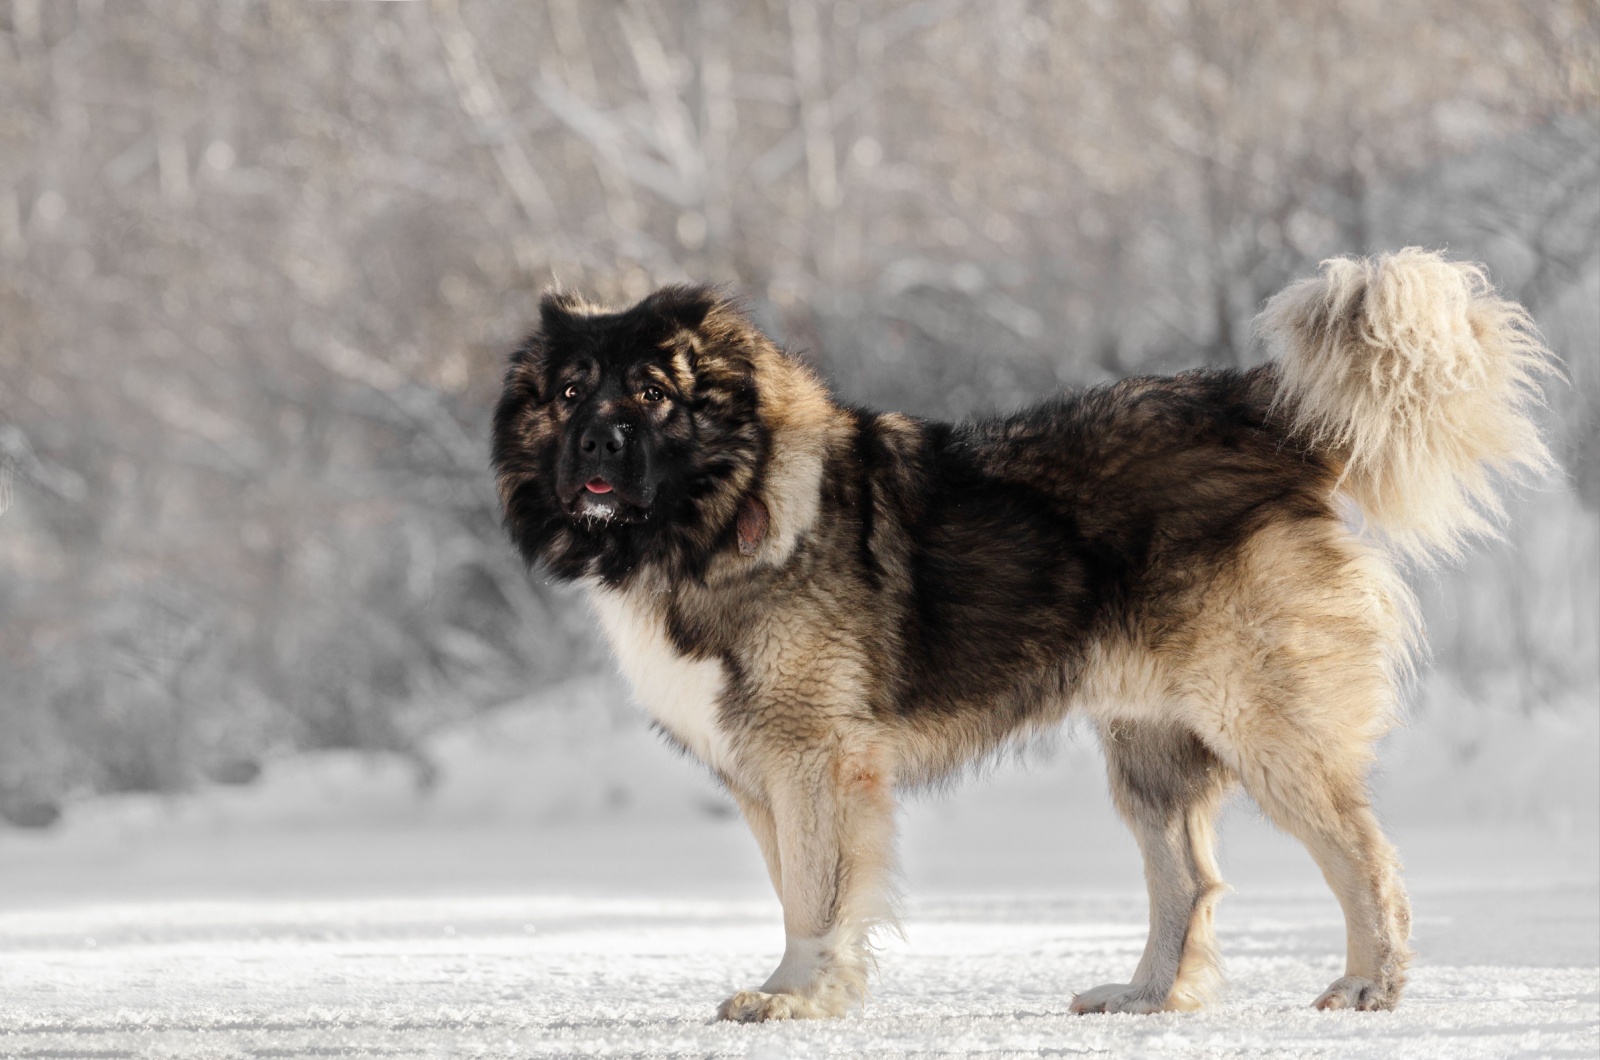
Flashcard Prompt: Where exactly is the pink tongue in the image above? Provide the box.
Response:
[585,479,613,494]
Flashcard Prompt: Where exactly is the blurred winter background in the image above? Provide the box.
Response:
[0,6,1596,1055]
[0,0,1595,838]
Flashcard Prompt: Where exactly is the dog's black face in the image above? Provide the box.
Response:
[493,285,767,585]
[550,332,674,524]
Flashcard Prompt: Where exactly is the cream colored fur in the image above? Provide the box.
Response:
[589,587,733,771]
[1258,247,1556,564]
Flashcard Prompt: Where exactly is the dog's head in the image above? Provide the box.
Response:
[492,285,770,584]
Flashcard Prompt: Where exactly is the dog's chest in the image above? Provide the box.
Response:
[589,589,732,770]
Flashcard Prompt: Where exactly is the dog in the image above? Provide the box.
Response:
[491,249,1552,1021]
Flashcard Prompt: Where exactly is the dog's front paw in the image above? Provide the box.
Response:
[1069,982,1171,1015]
[1312,975,1395,1011]
[716,989,827,1023]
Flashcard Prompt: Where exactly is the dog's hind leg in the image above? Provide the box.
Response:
[1173,517,1416,1010]
[1072,720,1234,1014]
[1226,732,1413,1011]
[716,737,898,1023]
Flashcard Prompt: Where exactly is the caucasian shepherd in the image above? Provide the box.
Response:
[492,249,1551,1021]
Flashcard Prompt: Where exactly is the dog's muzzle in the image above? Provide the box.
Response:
[557,415,657,519]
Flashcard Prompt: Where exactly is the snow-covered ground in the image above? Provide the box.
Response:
[1,678,1595,1058]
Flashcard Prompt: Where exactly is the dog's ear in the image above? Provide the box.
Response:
[539,288,597,333]
[509,289,594,399]
[641,284,718,334]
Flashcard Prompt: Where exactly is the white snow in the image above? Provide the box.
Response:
[1,676,1595,1058]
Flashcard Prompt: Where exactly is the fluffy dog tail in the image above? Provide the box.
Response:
[1257,247,1556,565]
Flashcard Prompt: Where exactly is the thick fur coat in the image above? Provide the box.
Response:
[491,249,1552,1021]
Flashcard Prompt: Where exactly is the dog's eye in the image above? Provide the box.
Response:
[562,384,581,402]
[642,385,665,403]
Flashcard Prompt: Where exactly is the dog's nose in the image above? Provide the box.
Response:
[580,421,628,456]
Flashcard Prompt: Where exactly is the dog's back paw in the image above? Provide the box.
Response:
[715,989,835,1023]
[1312,975,1400,1011]
[1069,983,1175,1015]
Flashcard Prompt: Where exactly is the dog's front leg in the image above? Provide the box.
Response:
[717,738,897,1023]
[728,787,783,897]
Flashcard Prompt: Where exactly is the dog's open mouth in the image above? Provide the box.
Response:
[567,478,649,524]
